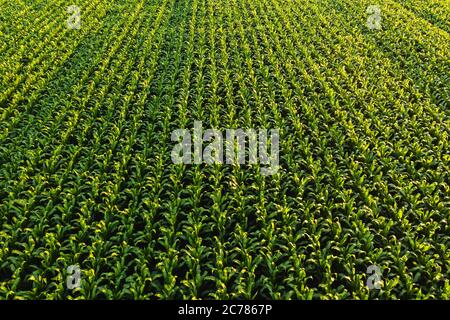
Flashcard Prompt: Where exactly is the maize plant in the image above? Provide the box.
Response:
[0,0,449,300]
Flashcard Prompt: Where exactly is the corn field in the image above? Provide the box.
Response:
[0,0,449,300]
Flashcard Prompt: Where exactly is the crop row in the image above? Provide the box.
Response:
[0,0,449,299]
